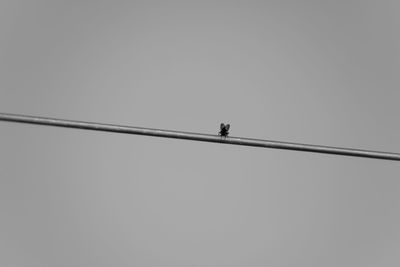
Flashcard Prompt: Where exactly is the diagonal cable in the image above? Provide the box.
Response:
[0,112,399,161]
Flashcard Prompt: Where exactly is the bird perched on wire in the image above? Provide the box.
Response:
[219,123,230,137]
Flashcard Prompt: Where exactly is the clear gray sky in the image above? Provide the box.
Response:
[1,1,399,266]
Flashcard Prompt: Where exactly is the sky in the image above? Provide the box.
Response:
[0,1,399,266]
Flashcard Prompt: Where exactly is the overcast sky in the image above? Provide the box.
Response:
[1,1,400,266]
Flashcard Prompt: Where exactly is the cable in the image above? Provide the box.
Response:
[0,112,399,161]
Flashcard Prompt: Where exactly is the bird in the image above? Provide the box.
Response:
[219,123,230,137]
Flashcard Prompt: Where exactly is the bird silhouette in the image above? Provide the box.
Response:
[219,123,230,137]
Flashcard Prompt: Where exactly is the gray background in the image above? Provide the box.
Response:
[1,1,399,266]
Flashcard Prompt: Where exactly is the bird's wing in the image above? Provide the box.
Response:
[225,124,230,131]
[220,123,225,130]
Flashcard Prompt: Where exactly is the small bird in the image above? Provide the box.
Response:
[219,123,230,137]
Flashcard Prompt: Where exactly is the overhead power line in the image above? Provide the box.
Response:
[0,112,399,161]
